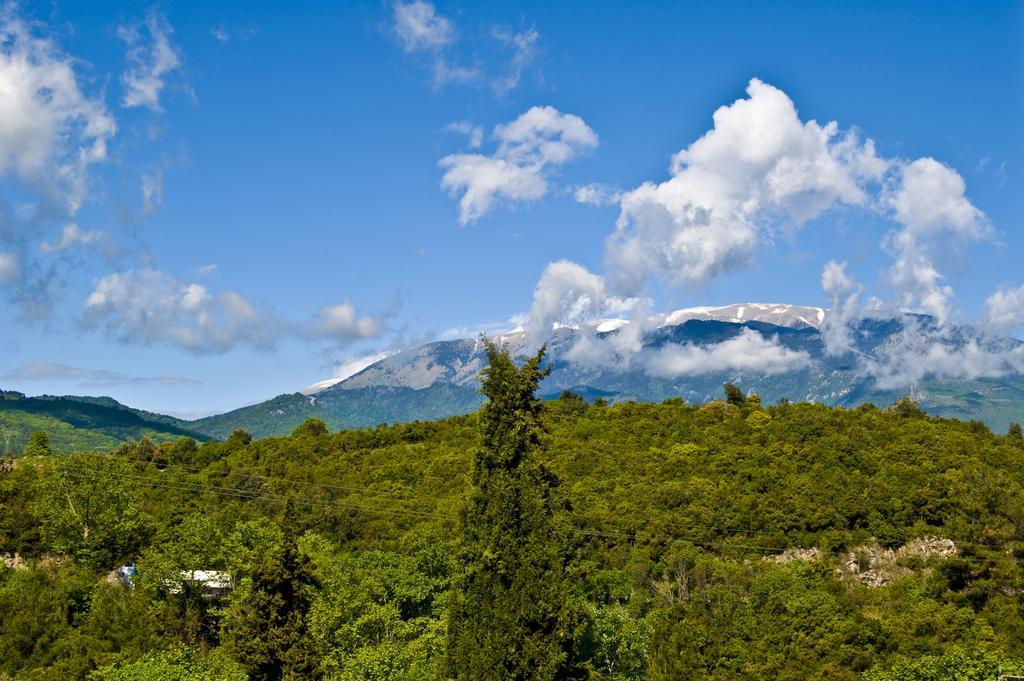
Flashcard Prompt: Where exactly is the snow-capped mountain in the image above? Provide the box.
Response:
[318,304,828,394]
[187,304,1024,439]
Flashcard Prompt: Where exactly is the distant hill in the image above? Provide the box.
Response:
[0,390,209,454]
[186,383,484,440]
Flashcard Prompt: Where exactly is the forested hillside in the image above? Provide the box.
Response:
[0,391,209,454]
[1,361,1023,679]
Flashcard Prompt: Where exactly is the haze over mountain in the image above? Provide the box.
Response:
[180,302,1024,440]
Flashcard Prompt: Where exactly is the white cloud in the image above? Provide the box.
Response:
[644,328,812,378]
[300,350,397,395]
[119,10,183,112]
[573,183,621,206]
[308,301,383,344]
[882,158,990,322]
[390,4,540,94]
[393,1,454,52]
[0,252,19,284]
[984,285,1024,334]
[860,320,1024,389]
[0,9,115,214]
[446,120,483,148]
[887,157,989,239]
[197,263,219,276]
[439,106,598,223]
[491,27,539,96]
[1,362,198,387]
[607,78,887,293]
[82,270,385,354]
[526,260,606,343]
[333,351,395,380]
[524,259,651,372]
[84,269,277,354]
[820,260,864,356]
[39,223,102,253]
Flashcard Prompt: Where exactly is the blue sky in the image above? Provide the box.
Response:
[0,0,1020,416]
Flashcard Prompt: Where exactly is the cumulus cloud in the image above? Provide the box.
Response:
[307,301,383,344]
[984,285,1024,335]
[0,9,115,215]
[440,106,598,223]
[491,26,539,96]
[1,362,198,387]
[607,78,887,293]
[643,328,812,378]
[524,259,640,344]
[882,158,991,322]
[119,10,183,112]
[84,269,278,354]
[39,223,102,253]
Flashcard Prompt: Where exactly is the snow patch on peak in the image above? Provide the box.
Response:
[594,318,629,333]
[661,303,827,329]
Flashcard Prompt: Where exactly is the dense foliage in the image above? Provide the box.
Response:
[1,366,1022,678]
[0,391,209,454]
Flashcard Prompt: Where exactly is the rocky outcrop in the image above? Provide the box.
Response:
[763,536,958,588]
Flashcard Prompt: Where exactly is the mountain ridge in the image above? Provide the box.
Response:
[187,304,1024,438]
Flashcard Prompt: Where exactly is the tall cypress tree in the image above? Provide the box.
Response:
[220,501,316,680]
[445,340,581,680]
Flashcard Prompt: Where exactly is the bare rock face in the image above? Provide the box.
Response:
[764,547,822,564]
[1,553,26,570]
[897,536,957,558]
[761,536,958,588]
[836,536,958,587]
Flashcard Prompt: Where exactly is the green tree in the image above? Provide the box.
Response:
[445,340,581,681]
[723,384,745,407]
[23,430,51,456]
[889,396,925,418]
[226,428,253,447]
[1009,422,1023,439]
[31,454,147,569]
[291,418,329,438]
[219,504,317,679]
